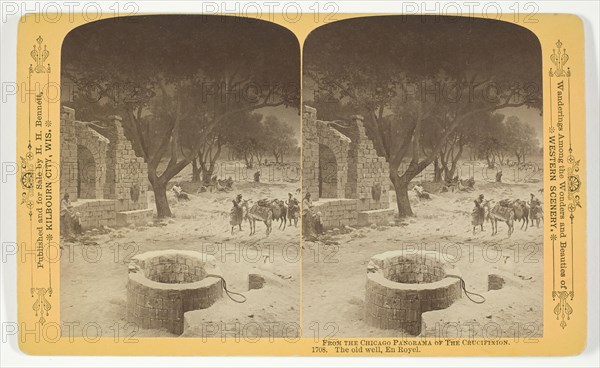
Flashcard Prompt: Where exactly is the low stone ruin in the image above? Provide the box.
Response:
[365,251,462,335]
[60,106,153,231]
[302,106,394,230]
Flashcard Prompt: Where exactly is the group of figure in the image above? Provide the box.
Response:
[472,193,543,237]
[60,193,82,238]
[439,176,476,193]
[229,192,301,236]
[301,192,323,237]
[196,176,235,193]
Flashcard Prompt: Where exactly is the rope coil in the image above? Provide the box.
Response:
[205,274,247,303]
[446,274,486,304]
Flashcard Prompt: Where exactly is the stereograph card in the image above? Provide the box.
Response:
[12,9,588,357]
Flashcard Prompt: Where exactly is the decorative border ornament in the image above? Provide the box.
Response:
[20,155,35,219]
[23,35,55,326]
[31,287,52,325]
[567,156,581,213]
[552,290,574,329]
[31,36,50,74]
[549,40,571,78]
[548,39,581,329]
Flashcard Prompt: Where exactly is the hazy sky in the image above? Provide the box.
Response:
[257,105,301,139]
[498,105,544,143]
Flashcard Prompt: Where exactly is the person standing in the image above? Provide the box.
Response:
[471,194,486,233]
[230,194,244,234]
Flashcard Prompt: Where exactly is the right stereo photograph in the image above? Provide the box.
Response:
[301,15,544,338]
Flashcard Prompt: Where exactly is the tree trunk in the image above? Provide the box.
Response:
[486,152,494,168]
[389,159,414,217]
[202,168,214,184]
[392,175,413,217]
[191,158,201,182]
[152,180,172,218]
[445,166,457,183]
[433,158,443,182]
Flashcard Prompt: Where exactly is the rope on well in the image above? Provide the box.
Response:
[445,274,486,304]
[205,274,247,303]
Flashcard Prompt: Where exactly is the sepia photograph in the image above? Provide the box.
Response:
[6,0,596,362]
[301,15,544,337]
[58,15,301,337]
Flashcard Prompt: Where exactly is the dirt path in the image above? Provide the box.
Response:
[302,179,544,338]
[61,179,301,338]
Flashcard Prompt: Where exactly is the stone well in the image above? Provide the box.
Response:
[127,250,223,335]
[365,251,462,335]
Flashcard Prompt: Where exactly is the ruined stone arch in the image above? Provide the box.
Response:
[316,122,350,199]
[74,122,108,199]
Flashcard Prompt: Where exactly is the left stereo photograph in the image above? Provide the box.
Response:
[57,15,301,338]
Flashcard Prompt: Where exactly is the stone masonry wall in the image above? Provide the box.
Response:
[314,199,358,229]
[72,200,116,229]
[60,106,151,230]
[302,106,320,200]
[302,106,392,229]
[345,116,390,212]
[99,116,148,212]
[365,252,462,335]
[127,251,223,335]
[74,121,109,199]
[316,120,350,198]
[60,107,78,199]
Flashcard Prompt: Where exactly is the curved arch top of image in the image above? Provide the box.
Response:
[301,15,544,338]
[59,14,302,339]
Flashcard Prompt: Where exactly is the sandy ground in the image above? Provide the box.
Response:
[60,162,301,338]
[61,158,544,339]
[302,166,544,338]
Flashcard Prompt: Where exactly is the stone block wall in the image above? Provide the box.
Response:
[365,251,462,335]
[99,116,148,212]
[345,116,390,212]
[302,106,392,229]
[72,200,116,229]
[60,106,151,231]
[127,251,223,335]
[357,208,395,227]
[302,106,320,200]
[316,121,350,199]
[60,107,78,199]
[74,121,109,199]
[116,208,153,227]
[313,199,358,229]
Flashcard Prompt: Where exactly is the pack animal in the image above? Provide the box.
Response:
[489,201,515,237]
[269,199,288,230]
[512,199,529,230]
[244,201,273,236]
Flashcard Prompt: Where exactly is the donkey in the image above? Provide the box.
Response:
[489,202,515,237]
[244,201,273,236]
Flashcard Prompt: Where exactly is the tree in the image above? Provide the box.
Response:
[505,116,538,164]
[469,113,508,168]
[263,115,297,163]
[62,15,299,217]
[228,112,265,169]
[304,16,542,216]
